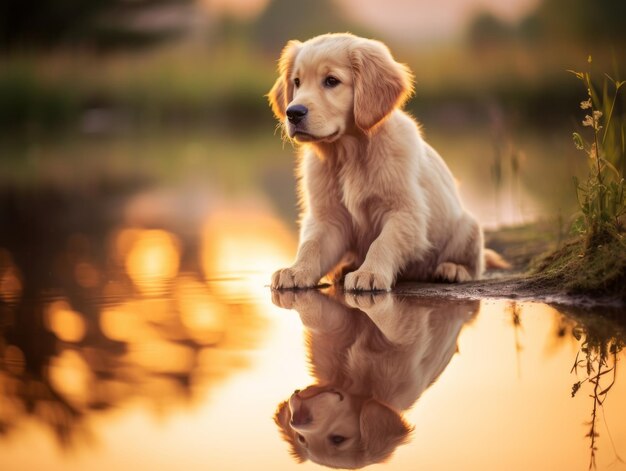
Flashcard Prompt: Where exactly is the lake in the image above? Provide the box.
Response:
[0,128,623,470]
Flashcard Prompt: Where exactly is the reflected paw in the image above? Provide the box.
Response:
[434,262,472,283]
[271,266,318,289]
[344,270,392,292]
[272,289,322,311]
[344,291,391,310]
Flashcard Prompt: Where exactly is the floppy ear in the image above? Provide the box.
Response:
[273,400,307,463]
[359,399,413,463]
[349,39,414,131]
[268,40,302,120]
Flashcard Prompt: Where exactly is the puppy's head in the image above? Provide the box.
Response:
[268,33,414,143]
[274,384,412,469]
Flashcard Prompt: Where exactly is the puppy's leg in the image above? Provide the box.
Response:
[272,218,348,289]
[345,212,428,291]
[434,214,483,283]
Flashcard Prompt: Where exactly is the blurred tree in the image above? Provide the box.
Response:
[467,0,626,47]
[466,0,626,49]
[251,0,366,53]
[528,0,626,43]
[467,12,516,49]
[0,0,194,51]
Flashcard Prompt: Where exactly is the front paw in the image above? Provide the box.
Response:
[434,262,472,283]
[271,266,319,289]
[344,270,392,292]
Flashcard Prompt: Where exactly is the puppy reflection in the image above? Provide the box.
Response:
[272,289,479,469]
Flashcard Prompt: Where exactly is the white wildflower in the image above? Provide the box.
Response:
[582,111,603,131]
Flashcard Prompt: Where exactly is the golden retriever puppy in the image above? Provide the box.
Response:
[271,288,479,468]
[268,33,505,291]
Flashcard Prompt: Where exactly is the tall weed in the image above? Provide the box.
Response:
[569,57,625,246]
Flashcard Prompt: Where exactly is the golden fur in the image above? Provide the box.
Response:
[272,289,479,468]
[268,33,506,291]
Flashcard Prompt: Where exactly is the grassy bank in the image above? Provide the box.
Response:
[528,233,626,300]
[521,59,626,302]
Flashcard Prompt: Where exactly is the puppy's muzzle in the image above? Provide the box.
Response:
[286,104,308,125]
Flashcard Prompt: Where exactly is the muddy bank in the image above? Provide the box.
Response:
[394,276,623,309]
[394,223,626,310]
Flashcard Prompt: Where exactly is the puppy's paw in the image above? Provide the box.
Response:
[344,270,392,292]
[434,262,472,283]
[271,266,319,289]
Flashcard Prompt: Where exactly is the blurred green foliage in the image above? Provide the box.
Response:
[530,0,626,43]
[0,47,278,133]
[467,0,626,46]
[0,63,80,130]
[0,0,192,51]
[0,0,625,134]
[250,0,369,52]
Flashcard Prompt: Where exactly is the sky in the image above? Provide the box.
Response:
[338,0,541,41]
[200,0,542,41]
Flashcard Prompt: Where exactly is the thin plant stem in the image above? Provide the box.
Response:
[602,85,619,145]
[586,73,604,218]
[587,355,602,471]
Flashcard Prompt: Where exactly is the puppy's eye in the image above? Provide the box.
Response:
[296,433,306,444]
[294,78,300,88]
[329,435,346,445]
[324,76,340,88]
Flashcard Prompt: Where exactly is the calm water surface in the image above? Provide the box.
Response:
[0,131,624,470]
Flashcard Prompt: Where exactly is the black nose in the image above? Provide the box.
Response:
[286,105,308,124]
